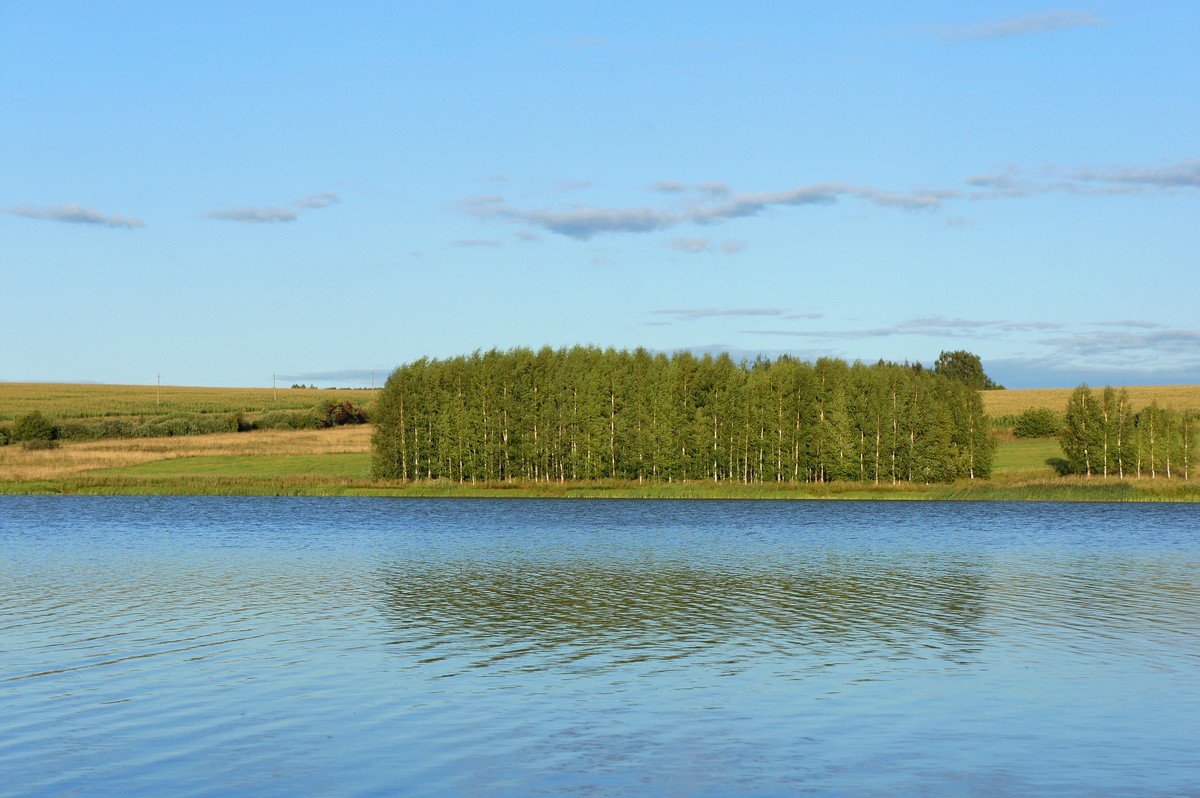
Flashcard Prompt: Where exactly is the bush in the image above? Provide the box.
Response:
[22,437,60,451]
[1014,407,1062,438]
[130,414,237,438]
[254,410,321,430]
[314,399,368,427]
[56,422,105,442]
[12,411,58,443]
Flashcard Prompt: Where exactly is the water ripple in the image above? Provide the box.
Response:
[1,496,1198,795]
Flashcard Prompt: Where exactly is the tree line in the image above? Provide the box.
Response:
[372,347,995,484]
[1060,385,1196,479]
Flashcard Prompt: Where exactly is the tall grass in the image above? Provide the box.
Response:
[0,425,371,481]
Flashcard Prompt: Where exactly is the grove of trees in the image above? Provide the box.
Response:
[1060,385,1196,479]
[372,347,995,484]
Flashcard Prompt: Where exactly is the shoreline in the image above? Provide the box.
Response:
[3,477,1197,502]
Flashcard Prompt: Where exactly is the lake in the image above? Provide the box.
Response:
[2,496,1198,795]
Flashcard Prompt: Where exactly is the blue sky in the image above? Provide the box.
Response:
[2,2,1197,388]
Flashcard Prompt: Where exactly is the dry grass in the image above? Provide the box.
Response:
[982,385,1200,416]
[0,382,380,422]
[0,425,372,481]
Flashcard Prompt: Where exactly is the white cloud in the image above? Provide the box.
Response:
[7,203,144,229]
[935,9,1105,41]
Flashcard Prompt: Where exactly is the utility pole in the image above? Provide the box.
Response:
[372,370,376,390]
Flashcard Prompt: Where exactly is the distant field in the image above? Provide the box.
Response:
[5,381,1196,425]
[983,385,1200,417]
[0,425,372,482]
[0,382,380,423]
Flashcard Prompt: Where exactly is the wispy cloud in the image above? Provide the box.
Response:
[650,180,732,198]
[668,236,711,253]
[203,190,340,223]
[981,327,1200,386]
[1034,328,1200,365]
[7,203,144,229]
[935,9,1105,40]
[965,160,1200,199]
[653,308,789,322]
[203,206,298,223]
[720,240,748,254]
[1069,159,1200,188]
[551,180,594,193]
[1089,320,1164,329]
[747,315,1064,340]
[460,194,505,207]
[292,191,340,209]
[450,238,503,248]
[462,157,1194,241]
[465,181,945,240]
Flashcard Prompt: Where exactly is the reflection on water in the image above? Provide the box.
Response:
[378,561,994,668]
[1,496,1199,795]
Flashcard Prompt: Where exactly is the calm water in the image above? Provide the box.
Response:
[2,497,1198,796]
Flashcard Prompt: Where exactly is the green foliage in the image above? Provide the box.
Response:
[933,350,1004,390]
[129,415,238,437]
[254,410,321,430]
[1060,387,1194,479]
[0,425,9,446]
[1014,407,1061,438]
[373,347,997,484]
[1061,385,1102,476]
[22,437,60,451]
[12,411,58,442]
[313,400,368,428]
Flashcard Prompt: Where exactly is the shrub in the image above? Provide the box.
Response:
[314,399,368,428]
[22,437,60,451]
[1014,407,1062,438]
[130,414,236,438]
[0,425,10,446]
[12,411,58,443]
[56,422,105,441]
[254,410,321,430]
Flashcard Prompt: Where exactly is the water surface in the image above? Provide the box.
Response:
[2,497,1198,795]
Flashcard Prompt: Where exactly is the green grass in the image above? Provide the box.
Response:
[2,436,1196,502]
[92,453,372,479]
[993,437,1063,477]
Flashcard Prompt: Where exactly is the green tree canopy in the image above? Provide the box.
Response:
[932,350,1004,391]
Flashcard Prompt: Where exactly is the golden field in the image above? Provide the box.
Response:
[982,385,1200,416]
[0,381,379,422]
[0,425,372,482]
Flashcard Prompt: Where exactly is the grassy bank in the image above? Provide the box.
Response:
[2,475,1196,501]
[1,430,1195,501]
